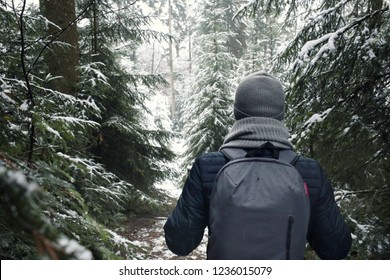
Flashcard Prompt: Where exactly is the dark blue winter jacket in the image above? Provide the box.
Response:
[164,151,352,259]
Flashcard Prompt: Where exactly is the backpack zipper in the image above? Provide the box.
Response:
[286,216,294,260]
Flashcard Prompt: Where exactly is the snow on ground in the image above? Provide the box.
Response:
[123,218,208,260]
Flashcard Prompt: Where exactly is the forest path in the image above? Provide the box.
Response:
[119,215,208,260]
[117,137,209,259]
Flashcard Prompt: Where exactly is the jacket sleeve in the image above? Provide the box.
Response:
[164,158,207,256]
[305,160,352,259]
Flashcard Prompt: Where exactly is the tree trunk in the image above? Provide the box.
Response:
[92,0,98,56]
[168,0,175,121]
[40,0,79,95]
[151,41,155,74]
[186,0,192,75]
[188,29,192,75]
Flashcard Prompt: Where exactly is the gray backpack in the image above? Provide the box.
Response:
[208,143,310,259]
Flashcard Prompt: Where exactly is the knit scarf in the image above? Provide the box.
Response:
[220,117,293,150]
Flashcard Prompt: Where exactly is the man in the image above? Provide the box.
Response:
[164,71,352,259]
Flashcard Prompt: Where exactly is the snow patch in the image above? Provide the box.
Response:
[305,108,333,126]
[44,123,61,138]
[51,116,100,127]
[0,167,39,193]
[131,219,208,260]
[19,100,29,111]
[0,92,16,104]
[57,236,93,260]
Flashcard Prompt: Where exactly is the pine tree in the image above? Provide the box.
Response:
[77,0,175,192]
[236,4,292,76]
[181,0,239,170]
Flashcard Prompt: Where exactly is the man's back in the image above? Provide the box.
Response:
[164,151,352,259]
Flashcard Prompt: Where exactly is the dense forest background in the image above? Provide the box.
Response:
[0,0,389,259]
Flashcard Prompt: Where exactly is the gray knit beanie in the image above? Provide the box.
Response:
[234,71,285,121]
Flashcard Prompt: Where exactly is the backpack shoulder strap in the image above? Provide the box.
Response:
[221,147,300,165]
[220,148,247,161]
[279,149,300,166]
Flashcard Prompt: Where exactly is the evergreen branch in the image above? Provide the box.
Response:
[9,146,59,157]
[27,0,96,75]
[293,5,389,70]
[24,15,75,51]
[9,2,17,23]
[233,0,258,20]
[99,0,139,16]
[342,188,390,197]
[342,145,385,182]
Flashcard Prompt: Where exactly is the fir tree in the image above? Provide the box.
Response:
[181,0,238,170]
[236,4,293,76]
[77,0,175,192]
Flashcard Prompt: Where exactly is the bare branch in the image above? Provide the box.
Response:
[19,0,35,164]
